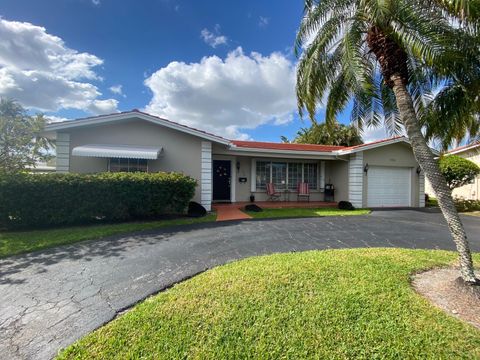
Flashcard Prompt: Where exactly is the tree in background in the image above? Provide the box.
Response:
[0,98,51,174]
[419,0,480,150]
[296,0,479,284]
[282,122,363,146]
[439,155,480,190]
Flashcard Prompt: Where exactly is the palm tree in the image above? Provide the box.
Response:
[296,0,479,284]
[283,122,363,146]
[433,0,480,21]
[420,3,480,150]
[421,76,480,151]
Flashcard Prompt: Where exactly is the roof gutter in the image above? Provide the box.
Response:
[334,154,349,161]
[227,145,338,157]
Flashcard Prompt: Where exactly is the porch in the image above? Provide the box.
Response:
[212,201,338,221]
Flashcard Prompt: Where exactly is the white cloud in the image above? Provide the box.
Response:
[258,16,269,27]
[361,126,390,142]
[0,18,118,113]
[360,125,407,142]
[92,0,101,5]
[45,115,69,123]
[87,99,119,115]
[144,47,296,139]
[109,84,125,97]
[200,26,228,48]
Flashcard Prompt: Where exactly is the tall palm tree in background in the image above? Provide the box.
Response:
[282,122,363,146]
[296,0,479,284]
[421,0,480,150]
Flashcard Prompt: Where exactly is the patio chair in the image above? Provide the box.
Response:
[297,182,310,202]
[266,183,281,201]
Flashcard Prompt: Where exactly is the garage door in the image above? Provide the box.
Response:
[367,166,411,207]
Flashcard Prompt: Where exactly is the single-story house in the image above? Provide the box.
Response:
[426,142,480,200]
[43,110,426,211]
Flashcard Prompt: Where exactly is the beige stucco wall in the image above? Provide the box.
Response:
[326,160,349,202]
[362,142,421,207]
[211,152,348,202]
[64,118,203,203]
[425,148,480,200]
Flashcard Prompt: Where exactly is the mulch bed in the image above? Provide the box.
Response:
[412,268,480,329]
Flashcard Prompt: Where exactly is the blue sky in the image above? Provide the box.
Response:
[0,0,384,142]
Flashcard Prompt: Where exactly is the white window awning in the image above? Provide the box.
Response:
[72,144,163,160]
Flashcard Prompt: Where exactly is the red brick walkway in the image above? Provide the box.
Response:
[212,201,337,221]
[213,205,252,221]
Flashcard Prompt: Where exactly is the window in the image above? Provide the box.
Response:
[288,163,303,190]
[255,161,319,191]
[256,161,270,190]
[109,158,148,172]
[304,163,318,189]
[272,162,287,188]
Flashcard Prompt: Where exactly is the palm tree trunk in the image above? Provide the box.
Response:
[391,75,478,284]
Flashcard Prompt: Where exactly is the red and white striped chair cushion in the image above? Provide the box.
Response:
[298,182,309,195]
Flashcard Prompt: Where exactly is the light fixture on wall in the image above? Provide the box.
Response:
[236,161,240,171]
[416,166,421,175]
[364,163,369,174]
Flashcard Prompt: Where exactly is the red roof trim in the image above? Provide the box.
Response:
[341,136,405,150]
[446,142,480,154]
[231,140,346,152]
[231,137,408,153]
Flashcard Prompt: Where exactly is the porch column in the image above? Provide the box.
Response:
[56,132,70,173]
[348,152,363,208]
[200,141,212,211]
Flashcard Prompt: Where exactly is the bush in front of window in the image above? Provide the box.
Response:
[0,172,197,230]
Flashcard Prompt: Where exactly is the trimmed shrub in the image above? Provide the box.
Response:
[338,201,355,210]
[454,197,480,212]
[0,172,197,230]
[439,155,480,190]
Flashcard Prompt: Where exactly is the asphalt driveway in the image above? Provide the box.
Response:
[1,210,480,359]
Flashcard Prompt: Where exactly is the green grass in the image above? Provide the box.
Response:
[0,214,216,258]
[426,197,439,207]
[58,248,480,359]
[464,211,480,217]
[246,207,370,219]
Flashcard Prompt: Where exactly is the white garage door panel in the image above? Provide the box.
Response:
[367,167,411,207]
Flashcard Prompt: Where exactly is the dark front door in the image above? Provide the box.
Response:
[213,160,231,202]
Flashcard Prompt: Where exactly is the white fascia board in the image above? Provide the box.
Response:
[226,146,338,159]
[44,112,231,145]
[337,138,410,155]
[446,143,480,155]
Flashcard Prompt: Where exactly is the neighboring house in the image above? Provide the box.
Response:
[43,110,426,211]
[26,160,56,173]
[425,142,480,200]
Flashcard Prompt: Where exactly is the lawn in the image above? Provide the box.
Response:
[464,211,480,217]
[0,214,216,258]
[58,248,480,359]
[246,207,370,219]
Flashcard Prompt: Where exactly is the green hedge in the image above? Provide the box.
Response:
[0,172,197,230]
[439,155,480,190]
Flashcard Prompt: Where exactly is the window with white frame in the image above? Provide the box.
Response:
[109,158,148,172]
[272,162,287,188]
[304,163,318,189]
[255,160,319,190]
[288,162,303,190]
[256,161,270,190]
